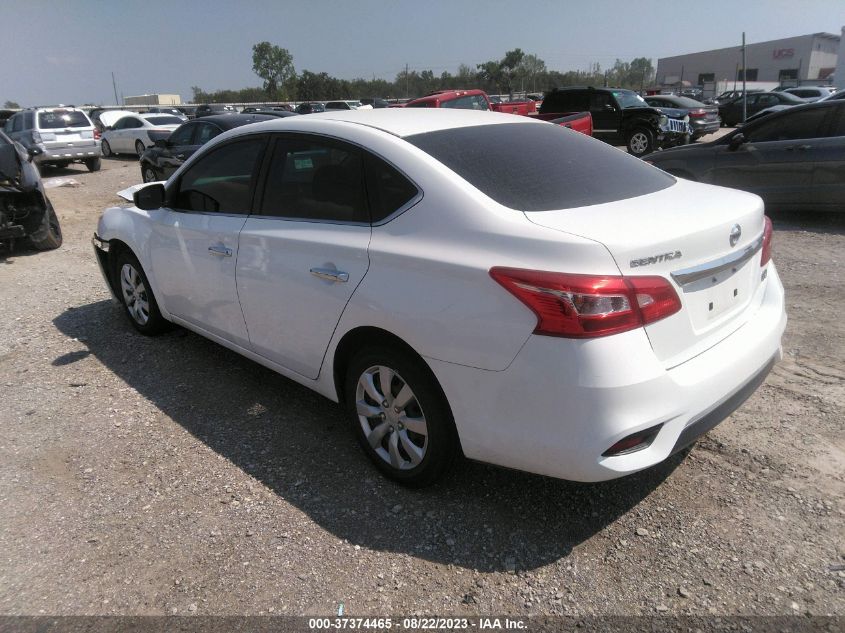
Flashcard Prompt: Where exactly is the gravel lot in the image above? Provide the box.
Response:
[0,146,843,618]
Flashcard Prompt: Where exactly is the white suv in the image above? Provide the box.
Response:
[4,106,101,171]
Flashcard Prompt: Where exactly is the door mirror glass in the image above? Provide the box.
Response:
[134,183,165,210]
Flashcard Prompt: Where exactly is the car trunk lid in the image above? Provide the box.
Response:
[524,179,768,367]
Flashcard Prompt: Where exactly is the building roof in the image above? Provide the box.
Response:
[658,32,840,61]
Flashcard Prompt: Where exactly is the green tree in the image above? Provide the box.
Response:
[518,54,546,93]
[252,41,296,100]
[3,100,20,109]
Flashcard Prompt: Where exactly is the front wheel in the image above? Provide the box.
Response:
[114,250,170,335]
[345,347,458,487]
[626,127,654,157]
[28,200,62,250]
[141,164,158,183]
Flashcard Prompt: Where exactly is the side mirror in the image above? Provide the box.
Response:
[728,132,746,150]
[154,139,170,149]
[134,183,165,210]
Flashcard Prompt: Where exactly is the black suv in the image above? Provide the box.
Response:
[194,104,237,118]
[540,87,691,156]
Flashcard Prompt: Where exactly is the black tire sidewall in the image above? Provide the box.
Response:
[28,200,62,250]
[101,139,112,157]
[85,157,101,172]
[344,347,457,487]
[113,250,169,335]
[135,141,145,157]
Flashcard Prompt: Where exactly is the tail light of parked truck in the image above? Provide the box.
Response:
[489,268,681,338]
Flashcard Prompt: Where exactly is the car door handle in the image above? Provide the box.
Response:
[310,267,349,283]
[208,245,232,257]
[786,144,812,151]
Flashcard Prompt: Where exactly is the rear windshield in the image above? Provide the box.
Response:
[145,115,183,125]
[405,122,674,211]
[38,110,90,129]
[659,96,705,108]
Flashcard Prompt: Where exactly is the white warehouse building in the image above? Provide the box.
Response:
[656,32,840,93]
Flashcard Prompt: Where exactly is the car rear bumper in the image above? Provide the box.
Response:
[36,141,101,163]
[691,120,721,135]
[427,263,786,482]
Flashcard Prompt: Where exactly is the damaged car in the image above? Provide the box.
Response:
[0,130,62,251]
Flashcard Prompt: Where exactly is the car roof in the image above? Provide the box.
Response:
[742,98,843,125]
[237,108,536,138]
[194,113,277,128]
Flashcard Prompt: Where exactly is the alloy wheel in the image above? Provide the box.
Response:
[119,263,150,325]
[629,132,649,155]
[355,365,428,470]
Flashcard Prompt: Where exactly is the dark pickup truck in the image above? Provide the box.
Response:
[540,87,691,156]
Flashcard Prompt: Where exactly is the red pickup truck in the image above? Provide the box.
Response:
[403,89,593,136]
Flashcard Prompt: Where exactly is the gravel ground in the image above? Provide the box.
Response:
[0,149,843,618]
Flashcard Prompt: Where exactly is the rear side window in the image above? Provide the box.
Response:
[543,91,589,112]
[405,122,674,211]
[37,110,90,129]
[259,137,367,222]
[174,138,266,213]
[441,94,490,110]
[145,116,182,125]
[365,156,419,222]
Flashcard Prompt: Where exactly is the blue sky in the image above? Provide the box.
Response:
[2,0,843,106]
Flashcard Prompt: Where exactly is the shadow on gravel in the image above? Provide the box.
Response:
[769,210,845,236]
[54,300,682,573]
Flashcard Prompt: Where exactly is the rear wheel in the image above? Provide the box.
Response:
[114,250,169,335]
[135,140,146,157]
[345,346,458,487]
[626,127,654,157]
[28,200,62,251]
[101,139,112,158]
[85,157,101,172]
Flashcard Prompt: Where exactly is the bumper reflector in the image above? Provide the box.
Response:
[602,424,663,457]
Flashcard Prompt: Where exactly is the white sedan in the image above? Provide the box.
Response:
[92,109,786,486]
[101,113,184,158]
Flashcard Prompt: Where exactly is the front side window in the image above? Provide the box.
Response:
[173,138,265,213]
[612,91,647,109]
[260,137,367,222]
[145,115,183,126]
[747,108,829,143]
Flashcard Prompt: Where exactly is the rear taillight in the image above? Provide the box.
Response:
[760,216,773,267]
[489,268,681,338]
[93,128,101,140]
[689,109,707,118]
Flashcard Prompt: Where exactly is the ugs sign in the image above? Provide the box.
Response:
[773,48,795,59]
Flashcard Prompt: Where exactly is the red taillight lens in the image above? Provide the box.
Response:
[760,216,773,267]
[93,128,101,140]
[689,109,707,118]
[489,268,681,338]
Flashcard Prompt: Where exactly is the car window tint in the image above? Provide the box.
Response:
[10,115,22,133]
[24,112,34,129]
[260,137,367,222]
[145,115,183,126]
[195,123,221,144]
[168,124,195,146]
[406,123,673,211]
[174,138,265,213]
[748,108,828,142]
[546,92,589,111]
[365,155,419,222]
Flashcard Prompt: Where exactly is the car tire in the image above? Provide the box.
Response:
[135,140,146,158]
[626,127,654,157]
[141,164,158,183]
[101,139,112,158]
[113,249,170,335]
[85,157,101,172]
[345,346,458,487]
[28,200,62,251]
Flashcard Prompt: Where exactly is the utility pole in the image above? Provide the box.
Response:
[741,32,747,123]
[405,63,409,99]
[111,72,119,106]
